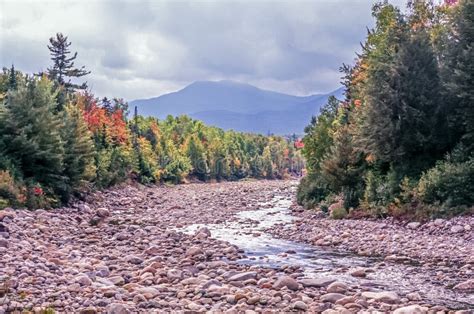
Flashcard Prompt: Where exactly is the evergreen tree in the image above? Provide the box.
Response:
[62,103,95,197]
[8,64,17,90]
[0,77,66,204]
[47,33,90,91]
[448,0,474,152]
[186,134,210,181]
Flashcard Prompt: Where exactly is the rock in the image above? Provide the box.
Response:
[361,291,400,304]
[187,301,203,311]
[453,279,474,291]
[106,303,129,314]
[299,277,336,288]
[228,271,257,282]
[327,281,348,293]
[167,269,182,281]
[125,255,143,264]
[195,227,211,238]
[115,232,129,241]
[393,305,428,314]
[406,292,422,301]
[273,276,299,291]
[407,222,421,229]
[96,207,110,218]
[186,246,204,257]
[0,238,8,248]
[450,225,464,233]
[350,268,366,277]
[108,276,125,286]
[137,287,159,299]
[0,210,15,222]
[75,274,92,286]
[434,218,445,226]
[320,293,346,303]
[293,300,308,310]
[79,308,97,314]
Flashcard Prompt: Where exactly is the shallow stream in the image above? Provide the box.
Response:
[181,195,473,309]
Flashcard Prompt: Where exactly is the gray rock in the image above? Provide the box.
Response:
[273,276,299,291]
[228,271,257,282]
[106,303,129,314]
[320,293,346,303]
[299,277,335,288]
[361,291,400,304]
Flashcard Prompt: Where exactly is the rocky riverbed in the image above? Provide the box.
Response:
[0,180,473,313]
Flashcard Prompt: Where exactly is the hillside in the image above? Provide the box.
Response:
[130,80,344,134]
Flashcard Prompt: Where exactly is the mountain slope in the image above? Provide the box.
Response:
[130,80,344,134]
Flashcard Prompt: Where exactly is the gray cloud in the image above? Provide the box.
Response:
[1,0,408,100]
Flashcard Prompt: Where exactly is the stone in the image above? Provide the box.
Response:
[106,303,129,314]
[228,271,257,282]
[406,222,420,229]
[299,277,336,288]
[293,300,308,311]
[79,308,97,314]
[96,207,110,218]
[167,269,183,281]
[0,238,8,248]
[327,281,348,293]
[320,293,346,303]
[125,255,143,264]
[195,227,211,238]
[406,292,422,301]
[361,291,400,304]
[115,232,129,241]
[273,276,299,291]
[393,305,428,314]
[75,274,92,286]
[109,276,125,286]
[453,279,474,291]
[186,246,204,257]
[137,287,159,299]
[450,225,464,233]
[350,268,366,277]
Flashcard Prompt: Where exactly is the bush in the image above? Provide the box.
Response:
[329,199,347,219]
[296,174,330,209]
[417,156,474,208]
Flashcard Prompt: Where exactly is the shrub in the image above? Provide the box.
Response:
[417,156,474,208]
[329,199,347,219]
[296,174,330,209]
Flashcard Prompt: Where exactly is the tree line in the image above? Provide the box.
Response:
[0,34,304,209]
[298,0,473,218]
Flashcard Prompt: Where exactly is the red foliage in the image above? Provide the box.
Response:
[33,187,43,196]
[294,139,305,149]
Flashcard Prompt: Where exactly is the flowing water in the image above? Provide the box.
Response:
[180,195,473,309]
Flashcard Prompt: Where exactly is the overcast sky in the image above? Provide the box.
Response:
[0,0,408,100]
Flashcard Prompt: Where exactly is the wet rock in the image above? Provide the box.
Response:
[393,305,428,314]
[349,268,366,278]
[273,276,299,291]
[361,291,400,304]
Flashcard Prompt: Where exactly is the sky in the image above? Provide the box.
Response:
[0,0,407,100]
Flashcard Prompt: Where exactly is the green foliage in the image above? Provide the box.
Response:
[296,174,329,209]
[298,0,474,217]
[417,154,474,208]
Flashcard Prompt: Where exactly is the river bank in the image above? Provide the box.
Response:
[0,180,472,313]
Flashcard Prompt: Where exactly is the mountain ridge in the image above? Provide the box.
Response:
[130,80,344,134]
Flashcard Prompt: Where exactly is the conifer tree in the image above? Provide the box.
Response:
[62,103,95,197]
[8,64,17,90]
[47,33,90,91]
[0,76,66,203]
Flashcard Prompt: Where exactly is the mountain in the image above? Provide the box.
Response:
[130,80,344,135]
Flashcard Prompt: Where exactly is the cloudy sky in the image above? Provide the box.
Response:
[1,0,407,100]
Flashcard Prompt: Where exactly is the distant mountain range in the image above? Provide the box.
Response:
[130,80,344,135]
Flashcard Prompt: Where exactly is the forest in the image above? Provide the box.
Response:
[298,0,473,218]
[0,34,304,209]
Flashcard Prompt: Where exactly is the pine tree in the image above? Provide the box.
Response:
[448,0,474,152]
[62,103,95,197]
[47,33,90,91]
[0,76,66,203]
[8,64,17,90]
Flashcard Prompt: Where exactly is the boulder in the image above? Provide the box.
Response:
[299,277,336,288]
